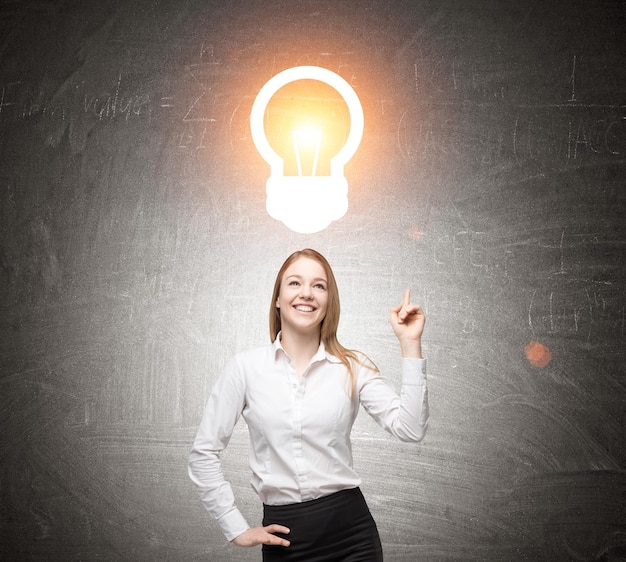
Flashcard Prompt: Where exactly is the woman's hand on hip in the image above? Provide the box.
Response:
[231,525,291,548]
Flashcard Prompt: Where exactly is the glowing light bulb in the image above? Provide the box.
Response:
[250,66,364,234]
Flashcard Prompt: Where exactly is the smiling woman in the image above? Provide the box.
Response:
[188,249,429,562]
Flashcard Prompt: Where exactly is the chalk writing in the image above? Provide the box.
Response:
[425,228,514,280]
[568,55,577,103]
[395,105,625,171]
[0,76,151,126]
[268,50,361,86]
[0,81,48,121]
[0,49,623,168]
[419,286,478,336]
[528,283,625,344]
[433,230,489,271]
[177,123,212,149]
[181,65,219,123]
[197,42,220,66]
[568,117,625,159]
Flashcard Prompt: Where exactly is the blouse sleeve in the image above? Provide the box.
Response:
[357,357,429,442]
[188,356,251,541]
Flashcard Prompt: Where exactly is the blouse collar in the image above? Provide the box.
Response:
[273,332,341,364]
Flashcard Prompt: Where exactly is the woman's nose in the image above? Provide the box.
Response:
[300,284,313,298]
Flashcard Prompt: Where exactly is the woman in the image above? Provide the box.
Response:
[189,249,429,561]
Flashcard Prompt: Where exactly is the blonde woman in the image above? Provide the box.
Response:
[189,249,429,561]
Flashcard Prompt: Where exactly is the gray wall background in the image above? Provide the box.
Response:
[1,1,624,560]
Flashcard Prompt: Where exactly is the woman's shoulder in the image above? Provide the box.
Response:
[232,342,275,365]
[218,344,274,384]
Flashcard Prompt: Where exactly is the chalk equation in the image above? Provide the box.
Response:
[395,108,625,170]
[528,282,624,344]
[421,228,619,282]
[1,49,623,165]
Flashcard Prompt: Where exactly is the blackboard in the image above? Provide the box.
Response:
[1,1,624,561]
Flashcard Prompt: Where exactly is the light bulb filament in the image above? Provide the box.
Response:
[292,128,321,177]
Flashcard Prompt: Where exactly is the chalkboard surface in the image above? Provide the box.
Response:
[1,1,624,561]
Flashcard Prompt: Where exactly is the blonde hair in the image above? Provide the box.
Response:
[269,249,377,396]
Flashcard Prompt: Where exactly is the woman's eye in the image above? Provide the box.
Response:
[314,284,326,290]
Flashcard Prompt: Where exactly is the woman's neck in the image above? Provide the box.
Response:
[280,329,321,376]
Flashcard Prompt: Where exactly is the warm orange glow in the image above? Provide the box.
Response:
[263,79,350,176]
[525,341,552,368]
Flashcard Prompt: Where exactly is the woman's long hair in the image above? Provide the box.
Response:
[269,249,377,396]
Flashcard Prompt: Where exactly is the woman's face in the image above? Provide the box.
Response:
[275,256,329,337]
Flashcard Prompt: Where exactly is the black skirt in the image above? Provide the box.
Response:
[261,487,383,562]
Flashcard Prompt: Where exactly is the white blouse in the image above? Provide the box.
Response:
[188,337,429,541]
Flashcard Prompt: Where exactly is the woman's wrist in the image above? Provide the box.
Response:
[400,338,422,358]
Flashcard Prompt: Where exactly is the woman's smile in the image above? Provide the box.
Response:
[294,304,316,312]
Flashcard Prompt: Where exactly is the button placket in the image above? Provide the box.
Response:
[292,372,310,497]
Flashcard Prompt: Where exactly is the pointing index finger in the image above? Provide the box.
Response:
[403,288,411,308]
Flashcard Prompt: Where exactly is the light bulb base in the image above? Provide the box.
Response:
[266,175,348,234]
